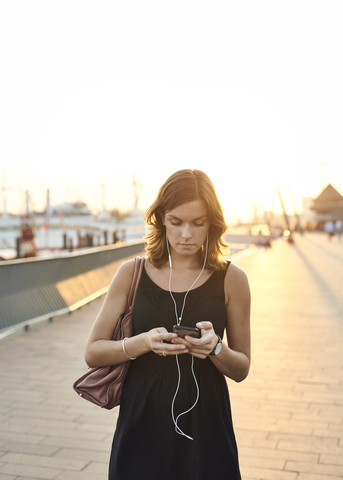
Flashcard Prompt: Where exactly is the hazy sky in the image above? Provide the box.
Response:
[1,1,343,223]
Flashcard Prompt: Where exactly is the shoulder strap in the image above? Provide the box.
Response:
[126,256,145,313]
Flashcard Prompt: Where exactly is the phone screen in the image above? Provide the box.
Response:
[173,325,201,339]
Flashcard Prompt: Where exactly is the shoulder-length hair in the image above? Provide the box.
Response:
[144,169,229,270]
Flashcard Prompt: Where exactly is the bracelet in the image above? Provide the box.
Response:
[122,337,137,360]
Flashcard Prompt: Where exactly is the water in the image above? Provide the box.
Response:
[0,213,146,260]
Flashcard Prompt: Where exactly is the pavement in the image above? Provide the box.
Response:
[0,231,342,480]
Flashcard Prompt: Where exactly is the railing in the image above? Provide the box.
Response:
[0,241,145,336]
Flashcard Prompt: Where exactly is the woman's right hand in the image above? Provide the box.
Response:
[144,328,189,357]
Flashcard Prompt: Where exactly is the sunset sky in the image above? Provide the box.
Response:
[1,1,343,224]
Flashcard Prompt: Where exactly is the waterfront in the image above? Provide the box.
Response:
[0,212,272,261]
[0,213,146,260]
[0,232,342,479]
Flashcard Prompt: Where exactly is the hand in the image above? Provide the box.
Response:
[144,327,189,357]
[171,322,219,359]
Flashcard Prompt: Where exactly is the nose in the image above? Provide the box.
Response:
[181,224,192,239]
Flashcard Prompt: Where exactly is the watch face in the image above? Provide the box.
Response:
[214,341,222,355]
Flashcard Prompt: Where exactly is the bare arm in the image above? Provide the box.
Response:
[172,263,251,382]
[209,263,251,381]
[85,260,188,367]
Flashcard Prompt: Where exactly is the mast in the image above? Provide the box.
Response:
[276,186,291,231]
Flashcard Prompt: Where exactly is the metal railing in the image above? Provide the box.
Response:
[0,241,145,335]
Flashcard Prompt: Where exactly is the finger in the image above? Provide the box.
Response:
[183,335,213,347]
[186,347,208,359]
[154,327,168,334]
[165,343,189,354]
[188,345,213,357]
[196,321,213,330]
[155,331,178,342]
[156,344,189,356]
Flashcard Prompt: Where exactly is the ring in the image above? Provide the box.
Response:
[162,351,167,357]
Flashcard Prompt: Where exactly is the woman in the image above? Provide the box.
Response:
[85,169,251,479]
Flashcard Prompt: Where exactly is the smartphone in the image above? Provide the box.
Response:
[173,325,201,339]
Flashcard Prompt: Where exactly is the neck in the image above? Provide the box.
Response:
[167,253,203,271]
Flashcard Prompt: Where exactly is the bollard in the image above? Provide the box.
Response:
[86,233,93,247]
[77,232,82,248]
[16,237,21,258]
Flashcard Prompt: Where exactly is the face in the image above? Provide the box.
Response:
[163,199,209,257]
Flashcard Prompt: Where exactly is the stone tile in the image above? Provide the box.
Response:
[0,463,61,479]
[0,453,87,471]
[285,460,343,476]
[239,465,297,480]
[0,443,59,457]
[82,461,108,474]
[0,233,342,479]
[238,447,319,464]
[297,474,343,480]
[41,435,111,452]
[320,452,343,466]
[55,472,105,480]
[53,448,109,463]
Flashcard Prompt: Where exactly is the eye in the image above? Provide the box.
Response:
[171,221,181,226]
[194,222,204,227]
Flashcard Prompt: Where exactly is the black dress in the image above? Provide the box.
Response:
[109,263,241,479]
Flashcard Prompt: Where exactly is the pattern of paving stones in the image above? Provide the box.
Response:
[0,232,342,479]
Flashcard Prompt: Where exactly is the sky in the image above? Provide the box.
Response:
[1,1,343,224]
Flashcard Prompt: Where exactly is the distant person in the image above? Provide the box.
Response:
[85,169,251,479]
[324,220,335,240]
[335,219,343,240]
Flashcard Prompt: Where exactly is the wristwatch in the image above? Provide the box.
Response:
[209,334,222,356]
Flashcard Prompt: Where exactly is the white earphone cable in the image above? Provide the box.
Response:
[166,233,208,440]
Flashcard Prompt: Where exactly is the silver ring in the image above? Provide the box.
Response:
[162,351,167,357]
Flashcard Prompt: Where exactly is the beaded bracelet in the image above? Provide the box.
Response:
[122,337,137,360]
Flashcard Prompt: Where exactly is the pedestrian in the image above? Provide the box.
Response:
[85,169,251,480]
[335,219,343,240]
[324,220,335,240]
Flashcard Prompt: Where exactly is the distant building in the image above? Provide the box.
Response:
[302,197,314,216]
[51,201,92,216]
[311,184,343,227]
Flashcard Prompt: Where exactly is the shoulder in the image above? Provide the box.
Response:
[224,262,250,301]
[226,262,248,282]
[107,258,138,295]
[117,258,136,277]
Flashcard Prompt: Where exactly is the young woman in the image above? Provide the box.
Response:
[85,169,251,480]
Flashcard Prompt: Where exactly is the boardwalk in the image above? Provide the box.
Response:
[0,232,342,479]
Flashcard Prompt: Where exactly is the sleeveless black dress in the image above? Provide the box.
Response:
[109,263,241,479]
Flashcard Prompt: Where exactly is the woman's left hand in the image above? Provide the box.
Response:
[171,321,219,359]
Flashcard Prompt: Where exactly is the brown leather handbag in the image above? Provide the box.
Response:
[73,256,145,409]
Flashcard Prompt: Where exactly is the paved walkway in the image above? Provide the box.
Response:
[0,232,342,479]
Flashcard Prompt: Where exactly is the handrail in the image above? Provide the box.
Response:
[0,241,145,337]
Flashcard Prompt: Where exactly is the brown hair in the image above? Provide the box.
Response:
[144,169,229,269]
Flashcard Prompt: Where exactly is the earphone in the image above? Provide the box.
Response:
[166,231,209,440]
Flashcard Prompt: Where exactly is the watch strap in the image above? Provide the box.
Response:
[209,334,222,356]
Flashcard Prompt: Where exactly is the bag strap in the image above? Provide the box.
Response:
[125,256,145,314]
